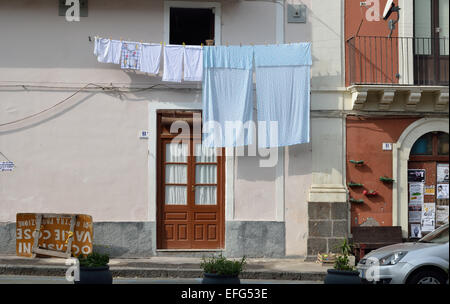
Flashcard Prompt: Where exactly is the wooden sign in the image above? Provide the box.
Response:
[16,213,93,258]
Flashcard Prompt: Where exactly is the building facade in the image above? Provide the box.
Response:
[343,0,449,242]
[2,0,444,260]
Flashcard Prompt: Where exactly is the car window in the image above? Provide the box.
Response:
[419,224,449,244]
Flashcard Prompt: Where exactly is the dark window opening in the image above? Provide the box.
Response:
[170,8,215,46]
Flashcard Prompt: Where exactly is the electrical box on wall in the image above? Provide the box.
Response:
[58,0,88,17]
[287,4,306,23]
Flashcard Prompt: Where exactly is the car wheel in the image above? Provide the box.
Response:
[408,270,447,285]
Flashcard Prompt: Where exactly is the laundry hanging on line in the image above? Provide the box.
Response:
[254,43,312,148]
[202,45,254,148]
[94,37,122,65]
[121,42,141,70]
[93,36,203,82]
[201,43,312,148]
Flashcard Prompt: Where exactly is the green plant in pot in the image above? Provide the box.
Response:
[75,252,113,284]
[200,254,246,284]
[324,239,361,284]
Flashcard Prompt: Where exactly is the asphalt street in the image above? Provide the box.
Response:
[0,275,322,284]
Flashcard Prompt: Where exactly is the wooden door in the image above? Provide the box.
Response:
[157,112,225,249]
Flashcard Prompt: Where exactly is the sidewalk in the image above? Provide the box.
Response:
[0,255,331,281]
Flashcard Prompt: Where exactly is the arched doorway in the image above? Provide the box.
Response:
[407,132,449,239]
[393,118,449,237]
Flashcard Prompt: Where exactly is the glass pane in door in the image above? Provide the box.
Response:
[165,165,187,183]
[165,186,187,205]
[414,0,432,55]
[439,0,449,55]
[195,186,217,205]
[195,144,217,162]
[166,143,188,162]
[195,165,217,184]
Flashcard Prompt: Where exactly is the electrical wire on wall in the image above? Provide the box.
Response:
[0,82,176,128]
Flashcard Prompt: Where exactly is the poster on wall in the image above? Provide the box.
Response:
[408,169,426,183]
[421,218,435,232]
[437,163,449,183]
[437,184,449,199]
[409,182,424,206]
[421,203,436,220]
[436,206,449,226]
[408,206,421,222]
[424,185,435,196]
[410,224,422,238]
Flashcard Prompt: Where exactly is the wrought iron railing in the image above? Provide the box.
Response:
[347,36,449,86]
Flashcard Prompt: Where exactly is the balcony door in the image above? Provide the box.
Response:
[157,111,225,249]
[414,0,449,85]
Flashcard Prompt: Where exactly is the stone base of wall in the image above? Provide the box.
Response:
[225,221,285,258]
[0,222,16,254]
[93,222,155,257]
[306,202,349,261]
[1,220,285,258]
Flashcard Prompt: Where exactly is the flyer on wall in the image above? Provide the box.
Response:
[437,184,449,199]
[409,182,424,206]
[436,205,449,226]
[408,169,426,183]
[437,163,449,183]
[410,223,422,238]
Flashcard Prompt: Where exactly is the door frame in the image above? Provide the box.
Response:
[153,108,226,250]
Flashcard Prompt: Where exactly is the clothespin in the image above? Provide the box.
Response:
[201,43,204,48]
[182,42,186,47]
[239,43,242,47]
[120,37,123,41]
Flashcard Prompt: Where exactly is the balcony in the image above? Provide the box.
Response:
[347,36,449,86]
[346,36,449,111]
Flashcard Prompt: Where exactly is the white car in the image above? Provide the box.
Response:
[357,223,449,284]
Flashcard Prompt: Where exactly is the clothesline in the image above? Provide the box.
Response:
[93,36,203,82]
[93,37,313,148]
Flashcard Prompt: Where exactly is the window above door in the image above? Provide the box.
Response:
[164,1,221,46]
[410,131,449,161]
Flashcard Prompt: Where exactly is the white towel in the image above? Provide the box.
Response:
[94,38,122,64]
[163,45,184,83]
[139,43,162,75]
[183,46,203,81]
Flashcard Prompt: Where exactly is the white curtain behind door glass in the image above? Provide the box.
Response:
[166,143,188,162]
[166,164,187,183]
[195,186,217,205]
[165,186,187,205]
[195,144,216,162]
[196,165,217,184]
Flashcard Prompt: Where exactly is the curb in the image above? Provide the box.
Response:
[0,265,326,281]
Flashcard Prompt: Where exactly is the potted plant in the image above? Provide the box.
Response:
[75,252,113,284]
[324,239,361,284]
[200,254,246,284]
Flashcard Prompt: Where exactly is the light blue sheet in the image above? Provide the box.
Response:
[202,46,254,147]
[254,43,312,67]
[203,45,254,69]
[254,43,312,147]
